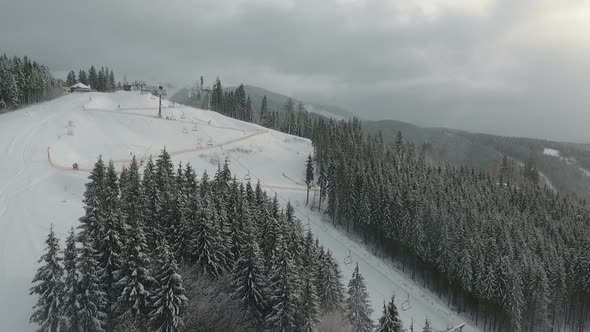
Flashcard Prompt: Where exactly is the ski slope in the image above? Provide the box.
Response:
[0,91,478,331]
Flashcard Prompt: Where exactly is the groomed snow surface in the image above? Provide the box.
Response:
[543,148,561,157]
[0,91,477,331]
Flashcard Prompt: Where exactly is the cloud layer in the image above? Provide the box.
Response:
[1,0,589,141]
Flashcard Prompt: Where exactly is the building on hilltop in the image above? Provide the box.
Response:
[69,82,92,93]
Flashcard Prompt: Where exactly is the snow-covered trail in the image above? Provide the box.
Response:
[0,97,87,332]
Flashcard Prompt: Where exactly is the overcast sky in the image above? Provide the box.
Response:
[1,0,589,142]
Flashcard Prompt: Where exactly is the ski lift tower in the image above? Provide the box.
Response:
[157,86,165,118]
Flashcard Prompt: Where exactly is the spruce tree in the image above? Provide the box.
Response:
[61,227,80,332]
[376,295,403,332]
[115,211,154,331]
[30,224,64,332]
[305,154,314,205]
[231,214,268,326]
[149,240,188,332]
[108,70,115,91]
[77,229,106,332]
[66,71,77,86]
[345,264,373,332]
[319,250,344,313]
[298,270,320,332]
[142,157,159,250]
[190,194,228,277]
[211,77,223,112]
[260,95,268,125]
[78,70,88,85]
[78,157,106,247]
[88,66,97,90]
[266,236,300,331]
[98,161,125,331]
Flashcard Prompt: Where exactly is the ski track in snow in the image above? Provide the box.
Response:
[1,91,478,331]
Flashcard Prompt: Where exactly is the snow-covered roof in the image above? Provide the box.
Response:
[70,82,90,89]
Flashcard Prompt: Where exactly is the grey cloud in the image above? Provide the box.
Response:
[1,0,588,142]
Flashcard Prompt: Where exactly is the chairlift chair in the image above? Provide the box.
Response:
[401,293,411,311]
[180,112,186,119]
[244,171,251,181]
[343,248,353,265]
[182,127,188,134]
[192,125,199,131]
[67,128,74,136]
[207,139,213,146]
[72,163,79,171]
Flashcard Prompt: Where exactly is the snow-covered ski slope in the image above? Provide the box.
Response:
[0,91,477,331]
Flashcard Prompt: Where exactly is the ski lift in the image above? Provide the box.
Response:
[197,141,203,148]
[72,163,79,171]
[343,248,353,265]
[401,293,411,311]
[182,127,188,134]
[447,323,466,332]
[244,171,251,181]
[180,112,186,119]
[192,125,199,131]
[207,139,213,146]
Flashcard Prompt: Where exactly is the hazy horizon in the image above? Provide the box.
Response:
[2,0,589,142]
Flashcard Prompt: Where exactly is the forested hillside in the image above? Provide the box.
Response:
[311,117,590,332]
[31,150,409,331]
[0,54,62,111]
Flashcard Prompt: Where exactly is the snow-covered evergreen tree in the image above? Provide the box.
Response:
[115,208,155,330]
[345,263,373,332]
[190,193,228,277]
[66,71,77,86]
[149,240,188,332]
[266,237,301,331]
[30,224,64,332]
[230,215,268,326]
[319,250,344,313]
[99,161,125,331]
[61,227,80,332]
[376,295,403,332]
[77,229,106,332]
[142,157,160,250]
[78,157,106,249]
[305,154,314,205]
[298,270,320,332]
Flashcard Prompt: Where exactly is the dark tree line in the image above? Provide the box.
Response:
[210,79,254,122]
[183,77,316,137]
[307,117,590,332]
[0,54,62,111]
[30,150,388,331]
[66,65,117,91]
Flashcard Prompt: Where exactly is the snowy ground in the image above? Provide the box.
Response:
[543,148,561,157]
[0,91,477,331]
